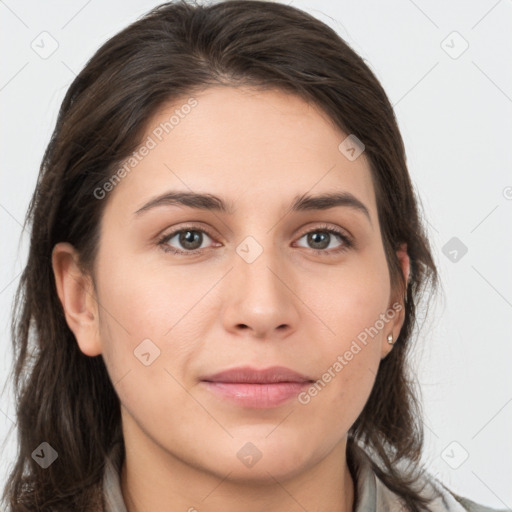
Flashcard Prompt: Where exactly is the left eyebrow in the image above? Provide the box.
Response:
[290,192,372,227]
[134,190,372,227]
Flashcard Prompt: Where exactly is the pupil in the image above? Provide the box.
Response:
[180,230,201,249]
[309,232,329,249]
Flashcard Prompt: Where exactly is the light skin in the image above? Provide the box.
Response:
[52,86,410,512]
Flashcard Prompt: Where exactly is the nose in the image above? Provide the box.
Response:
[221,241,301,340]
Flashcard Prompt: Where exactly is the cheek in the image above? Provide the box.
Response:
[296,281,387,437]
[92,244,193,383]
[293,252,391,410]
[298,250,392,345]
[95,244,208,338]
[93,259,204,428]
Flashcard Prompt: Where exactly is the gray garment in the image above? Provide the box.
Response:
[102,441,508,512]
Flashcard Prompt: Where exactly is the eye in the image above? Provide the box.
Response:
[294,225,353,255]
[157,223,354,257]
[157,226,216,255]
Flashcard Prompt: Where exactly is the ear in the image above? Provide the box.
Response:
[381,242,410,359]
[51,242,102,357]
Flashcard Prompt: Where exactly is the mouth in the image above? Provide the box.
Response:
[200,365,315,409]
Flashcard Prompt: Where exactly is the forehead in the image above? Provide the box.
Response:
[105,86,377,220]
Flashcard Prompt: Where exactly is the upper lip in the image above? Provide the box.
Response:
[201,365,314,384]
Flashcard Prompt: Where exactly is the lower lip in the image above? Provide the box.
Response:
[201,381,310,408]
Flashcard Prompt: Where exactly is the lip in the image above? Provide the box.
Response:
[202,365,313,384]
[201,365,314,409]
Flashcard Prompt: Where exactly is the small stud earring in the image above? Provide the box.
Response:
[387,334,394,345]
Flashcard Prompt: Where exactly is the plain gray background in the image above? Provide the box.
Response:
[1,0,511,508]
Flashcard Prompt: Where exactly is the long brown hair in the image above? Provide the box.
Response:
[2,1,438,510]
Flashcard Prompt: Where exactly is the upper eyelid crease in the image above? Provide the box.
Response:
[134,190,372,229]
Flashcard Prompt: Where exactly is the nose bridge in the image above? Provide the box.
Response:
[222,232,299,336]
[238,235,282,297]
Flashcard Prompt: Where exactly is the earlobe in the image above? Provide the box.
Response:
[51,242,102,357]
[380,332,397,359]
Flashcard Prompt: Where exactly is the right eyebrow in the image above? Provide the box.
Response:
[134,191,236,216]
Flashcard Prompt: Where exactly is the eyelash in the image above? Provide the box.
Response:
[157,223,354,257]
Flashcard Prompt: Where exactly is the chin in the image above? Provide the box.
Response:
[194,434,316,482]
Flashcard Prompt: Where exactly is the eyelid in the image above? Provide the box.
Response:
[297,222,353,241]
[293,223,354,254]
[157,223,219,254]
[157,222,354,255]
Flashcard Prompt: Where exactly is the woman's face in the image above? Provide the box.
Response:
[55,86,408,483]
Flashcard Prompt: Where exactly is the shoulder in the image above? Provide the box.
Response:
[445,492,510,512]
[377,469,509,512]
[350,443,510,512]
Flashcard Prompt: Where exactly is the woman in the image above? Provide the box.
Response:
[2,1,507,511]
